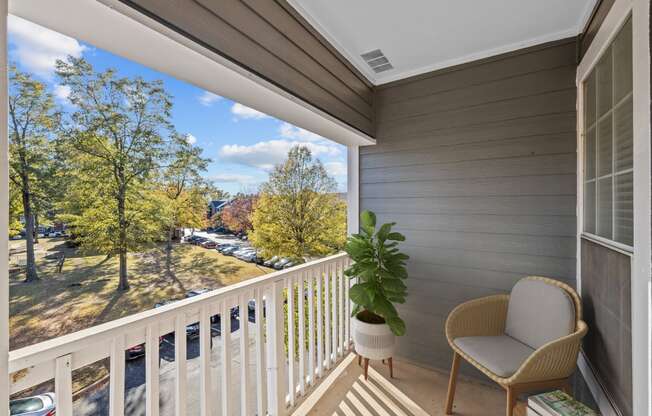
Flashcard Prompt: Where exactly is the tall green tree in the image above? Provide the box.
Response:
[250,146,346,259]
[159,133,211,255]
[56,57,171,291]
[8,66,60,282]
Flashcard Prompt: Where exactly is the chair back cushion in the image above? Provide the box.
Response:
[505,279,575,349]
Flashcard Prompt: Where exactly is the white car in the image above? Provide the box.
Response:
[234,248,256,259]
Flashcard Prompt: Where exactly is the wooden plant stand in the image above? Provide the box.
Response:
[356,351,394,380]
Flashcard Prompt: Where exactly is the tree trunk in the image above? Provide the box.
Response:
[166,226,174,276]
[117,190,129,291]
[22,185,39,282]
[33,213,39,244]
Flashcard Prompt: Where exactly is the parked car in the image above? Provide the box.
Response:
[282,261,295,269]
[234,247,255,259]
[216,243,232,252]
[186,288,210,298]
[184,235,201,244]
[200,240,217,249]
[222,245,241,255]
[263,256,280,267]
[10,393,55,416]
[240,251,258,262]
[47,231,63,238]
[273,258,291,270]
[125,337,163,360]
[10,234,22,240]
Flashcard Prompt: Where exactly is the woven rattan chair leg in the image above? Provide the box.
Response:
[445,352,460,414]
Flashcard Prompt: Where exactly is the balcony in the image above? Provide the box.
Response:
[9,254,352,416]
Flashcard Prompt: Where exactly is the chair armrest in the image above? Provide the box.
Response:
[507,320,588,385]
[445,294,510,343]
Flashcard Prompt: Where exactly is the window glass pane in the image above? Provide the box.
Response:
[614,96,633,172]
[585,127,596,180]
[597,177,613,239]
[584,72,597,128]
[597,47,613,117]
[597,116,613,177]
[584,181,596,234]
[613,18,633,102]
[614,172,633,245]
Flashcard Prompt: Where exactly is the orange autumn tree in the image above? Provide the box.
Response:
[221,194,257,235]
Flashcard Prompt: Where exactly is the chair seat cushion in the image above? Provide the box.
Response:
[454,335,534,378]
[505,279,576,349]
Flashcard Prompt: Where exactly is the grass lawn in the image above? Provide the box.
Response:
[9,238,273,351]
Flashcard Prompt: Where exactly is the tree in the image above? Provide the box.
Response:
[56,57,171,291]
[8,66,60,282]
[221,194,257,234]
[250,146,346,259]
[159,133,211,257]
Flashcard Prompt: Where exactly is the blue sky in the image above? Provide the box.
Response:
[7,15,347,195]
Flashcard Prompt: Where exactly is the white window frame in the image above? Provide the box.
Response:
[576,0,651,415]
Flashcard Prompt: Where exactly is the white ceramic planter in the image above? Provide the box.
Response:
[352,315,396,360]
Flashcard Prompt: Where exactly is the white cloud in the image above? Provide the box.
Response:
[53,84,71,103]
[219,140,341,170]
[231,103,270,120]
[325,161,347,177]
[185,134,197,145]
[211,173,256,183]
[198,91,221,106]
[278,122,324,142]
[8,15,86,79]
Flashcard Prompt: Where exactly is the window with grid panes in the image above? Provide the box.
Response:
[583,18,633,247]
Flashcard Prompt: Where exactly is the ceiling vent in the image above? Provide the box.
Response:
[360,49,393,73]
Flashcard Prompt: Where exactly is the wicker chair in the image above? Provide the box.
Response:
[444,276,588,416]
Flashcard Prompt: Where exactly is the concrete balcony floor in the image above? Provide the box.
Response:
[304,355,527,416]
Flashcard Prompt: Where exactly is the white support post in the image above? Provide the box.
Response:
[632,0,652,414]
[0,2,9,415]
[347,145,360,236]
[54,355,73,416]
[266,282,286,416]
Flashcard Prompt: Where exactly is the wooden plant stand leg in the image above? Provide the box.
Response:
[444,352,460,414]
[363,358,370,381]
[388,357,393,378]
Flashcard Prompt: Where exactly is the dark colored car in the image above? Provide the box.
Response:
[200,240,217,249]
[10,393,56,416]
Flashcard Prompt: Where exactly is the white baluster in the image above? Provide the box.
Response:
[287,276,295,407]
[254,287,267,415]
[109,335,126,416]
[200,305,213,416]
[239,293,250,416]
[221,301,233,416]
[331,261,337,363]
[298,271,306,395]
[338,260,344,357]
[307,268,315,386]
[316,265,324,378]
[146,323,160,416]
[266,282,286,416]
[175,315,187,416]
[345,257,351,351]
[54,354,72,416]
[324,263,331,370]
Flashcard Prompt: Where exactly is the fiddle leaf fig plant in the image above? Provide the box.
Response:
[344,210,409,336]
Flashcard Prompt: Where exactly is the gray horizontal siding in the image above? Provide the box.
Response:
[362,38,577,376]
[120,0,374,136]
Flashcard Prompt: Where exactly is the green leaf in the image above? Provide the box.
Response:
[376,223,393,242]
[349,283,371,307]
[387,232,405,241]
[387,316,406,336]
[360,210,376,229]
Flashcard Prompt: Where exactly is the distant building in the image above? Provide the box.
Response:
[207,199,230,219]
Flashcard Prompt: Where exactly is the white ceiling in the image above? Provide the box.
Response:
[289,0,597,85]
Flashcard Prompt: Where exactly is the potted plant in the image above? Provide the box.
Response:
[345,210,409,368]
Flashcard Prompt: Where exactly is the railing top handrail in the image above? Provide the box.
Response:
[9,252,348,371]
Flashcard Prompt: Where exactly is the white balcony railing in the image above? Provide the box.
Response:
[8,252,352,416]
